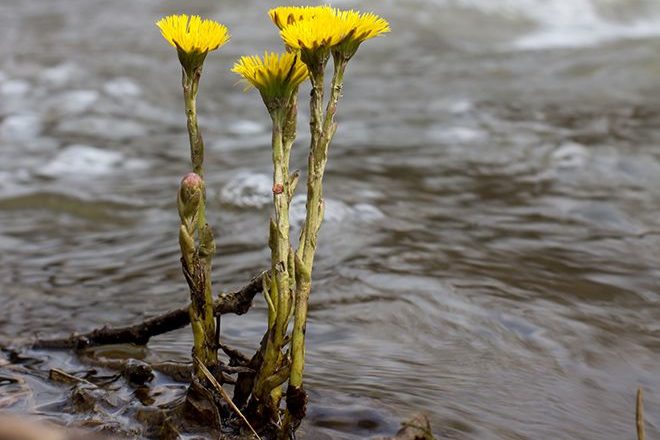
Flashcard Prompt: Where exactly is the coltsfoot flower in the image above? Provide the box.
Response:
[156,14,230,73]
[232,51,308,107]
[279,8,346,65]
[334,10,390,59]
[268,5,333,30]
[276,6,389,66]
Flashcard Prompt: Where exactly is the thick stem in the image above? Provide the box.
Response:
[182,68,205,177]
[290,57,347,389]
[283,57,348,435]
[296,62,325,263]
[182,69,208,232]
[182,222,218,379]
[251,104,297,418]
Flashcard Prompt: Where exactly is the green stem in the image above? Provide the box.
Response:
[183,68,207,232]
[180,67,216,377]
[252,106,296,412]
[183,68,205,177]
[289,57,347,392]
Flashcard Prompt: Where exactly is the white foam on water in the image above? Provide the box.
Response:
[104,77,142,98]
[551,141,589,169]
[290,194,351,225]
[0,113,42,142]
[56,116,147,140]
[38,144,147,178]
[39,63,84,88]
[426,125,489,144]
[50,90,100,115]
[424,0,660,49]
[220,171,385,222]
[515,18,660,49]
[228,120,265,136]
[0,80,30,96]
[220,171,272,208]
[290,195,385,225]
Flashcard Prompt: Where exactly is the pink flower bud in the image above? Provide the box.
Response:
[181,172,204,191]
[178,172,204,220]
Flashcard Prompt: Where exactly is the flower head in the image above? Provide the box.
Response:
[276,6,389,66]
[279,8,346,66]
[156,14,230,73]
[334,10,390,59]
[232,51,308,107]
[268,5,333,30]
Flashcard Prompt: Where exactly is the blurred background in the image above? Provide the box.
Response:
[0,0,659,438]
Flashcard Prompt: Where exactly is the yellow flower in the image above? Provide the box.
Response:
[156,14,230,72]
[268,5,333,30]
[279,8,347,64]
[334,10,390,58]
[277,6,389,65]
[232,51,309,104]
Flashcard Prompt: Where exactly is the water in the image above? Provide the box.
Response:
[1,0,659,438]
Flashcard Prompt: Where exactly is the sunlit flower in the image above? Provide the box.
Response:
[232,51,309,105]
[268,5,333,30]
[156,14,230,72]
[334,10,390,58]
[279,9,346,65]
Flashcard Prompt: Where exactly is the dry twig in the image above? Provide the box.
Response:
[193,356,261,440]
[33,272,265,350]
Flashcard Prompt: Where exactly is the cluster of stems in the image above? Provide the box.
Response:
[171,44,349,435]
[249,94,299,419]
[154,8,388,437]
[247,52,350,435]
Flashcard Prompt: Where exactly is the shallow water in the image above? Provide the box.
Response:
[1,0,659,438]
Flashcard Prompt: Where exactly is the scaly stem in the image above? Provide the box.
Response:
[182,68,207,231]
[296,61,325,264]
[180,67,216,378]
[251,101,297,419]
[183,68,205,176]
[285,56,348,431]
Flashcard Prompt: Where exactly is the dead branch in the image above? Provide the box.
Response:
[637,387,645,440]
[32,272,265,350]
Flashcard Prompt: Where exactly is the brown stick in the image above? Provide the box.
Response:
[636,387,645,440]
[194,356,262,440]
[33,272,265,350]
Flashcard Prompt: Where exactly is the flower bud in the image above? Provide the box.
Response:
[177,172,204,227]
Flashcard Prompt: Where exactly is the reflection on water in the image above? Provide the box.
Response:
[0,0,659,438]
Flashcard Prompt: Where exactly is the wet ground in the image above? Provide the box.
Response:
[0,0,659,438]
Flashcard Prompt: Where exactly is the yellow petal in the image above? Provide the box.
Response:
[156,14,230,55]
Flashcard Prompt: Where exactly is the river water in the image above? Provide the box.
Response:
[0,0,659,438]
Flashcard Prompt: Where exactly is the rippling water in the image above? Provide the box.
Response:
[1,0,659,438]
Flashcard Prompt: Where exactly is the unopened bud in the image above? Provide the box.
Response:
[178,172,204,226]
[181,172,204,199]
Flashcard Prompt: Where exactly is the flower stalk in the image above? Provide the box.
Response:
[182,68,208,235]
[180,63,218,381]
[157,13,230,381]
[183,69,205,177]
[232,52,307,424]
[285,56,347,432]
[250,108,294,418]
